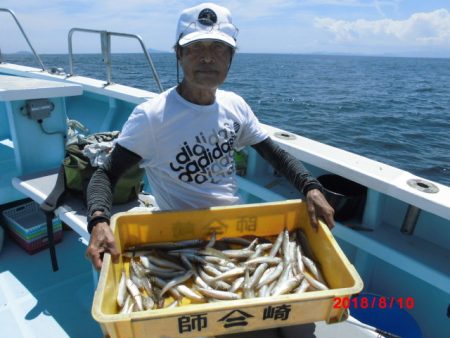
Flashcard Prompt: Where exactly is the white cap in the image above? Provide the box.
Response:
[176,2,238,48]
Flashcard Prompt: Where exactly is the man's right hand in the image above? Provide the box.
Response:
[85,222,120,271]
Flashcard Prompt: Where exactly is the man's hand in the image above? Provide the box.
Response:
[85,222,120,271]
[305,188,335,230]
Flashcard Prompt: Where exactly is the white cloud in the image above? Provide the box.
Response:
[224,0,297,20]
[315,8,450,46]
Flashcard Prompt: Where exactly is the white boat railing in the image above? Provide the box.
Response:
[0,8,46,71]
[67,28,164,92]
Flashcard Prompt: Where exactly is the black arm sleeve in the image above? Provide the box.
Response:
[86,143,142,233]
[251,137,323,196]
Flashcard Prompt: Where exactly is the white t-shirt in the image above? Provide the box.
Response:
[118,86,268,211]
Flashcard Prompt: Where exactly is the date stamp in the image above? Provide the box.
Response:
[333,296,414,309]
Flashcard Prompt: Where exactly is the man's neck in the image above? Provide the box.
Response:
[177,82,217,105]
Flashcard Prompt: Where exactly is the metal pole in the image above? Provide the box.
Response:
[400,205,421,235]
[134,34,164,92]
[0,8,46,70]
[100,32,112,85]
[67,28,163,91]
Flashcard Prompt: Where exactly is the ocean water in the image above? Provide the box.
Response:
[4,53,450,187]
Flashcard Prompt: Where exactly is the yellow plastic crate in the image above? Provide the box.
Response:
[92,200,363,338]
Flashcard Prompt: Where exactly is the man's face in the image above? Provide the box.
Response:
[178,41,233,90]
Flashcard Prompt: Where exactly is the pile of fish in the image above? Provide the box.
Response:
[116,227,329,314]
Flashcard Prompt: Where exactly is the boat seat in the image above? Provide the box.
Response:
[12,169,152,244]
[12,171,286,244]
[1,75,83,204]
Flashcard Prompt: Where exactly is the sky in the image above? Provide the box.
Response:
[1,0,450,57]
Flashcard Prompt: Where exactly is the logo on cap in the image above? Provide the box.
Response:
[198,8,217,26]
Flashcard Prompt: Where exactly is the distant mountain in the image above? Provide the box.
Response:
[9,51,33,55]
[147,48,171,54]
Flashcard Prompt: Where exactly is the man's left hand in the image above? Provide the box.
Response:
[305,188,335,230]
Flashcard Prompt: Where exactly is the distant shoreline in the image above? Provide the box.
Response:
[3,51,450,60]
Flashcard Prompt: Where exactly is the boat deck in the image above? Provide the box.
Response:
[0,228,102,338]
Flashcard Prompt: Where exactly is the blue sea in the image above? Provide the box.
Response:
[5,53,450,187]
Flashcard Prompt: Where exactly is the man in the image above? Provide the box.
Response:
[86,2,334,270]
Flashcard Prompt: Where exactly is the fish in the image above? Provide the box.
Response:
[151,276,183,300]
[144,254,185,271]
[258,284,268,298]
[221,249,255,259]
[211,267,245,282]
[196,287,242,300]
[249,243,273,259]
[166,299,180,308]
[302,256,326,284]
[203,256,236,269]
[199,247,232,261]
[304,271,329,291]
[130,273,144,290]
[242,267,254,299]
[294,243,305,274]
[229,276,245,293]
[198,267,231,290]
[243,256,282,267]
[296,229,317,261]
[170,252,209,266]
[203,263,223,277]
[282,227,290,264]
[140,277,153,297]
[143,295,155,310]
[176,284,204,301]
[295,278,310,293]
[269,231,284,257]
[115,226,330,313]
[126,239,206,252]
[116,269,127,308]
[130,258,147,278]
[126,278,143,311]
[245,238,259,251]
[257,263,284,289]
[205,231,216,248]
[217,237,252,247]
[160,270,194,297]
[271,274,303,296]
[271,262,292,292]
[119,295,133,314]
[247,263,269,290]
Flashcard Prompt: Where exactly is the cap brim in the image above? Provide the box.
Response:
[178,31,236,48]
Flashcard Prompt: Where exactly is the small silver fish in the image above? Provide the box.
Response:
[304,271,329,291]
[119,294,132,314]
[247,263,268,290]
[196,287,242,301]
[271,274,303,296]
[211,267,245,282]
[302,256,326,284]
[294,278,310,293]
[176,284,204,301]
[229,276,245,293]
[221,249,255,259]
[151,276,183,300]
[143,295,155,310]
[145,254,185,271]
[269,231,284,257]
[243,256,282,267]
[257,263,284,289]
[249,243,273,259]
[116,269,127,308]
[126,278,143,311]
[160,270,194,297]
